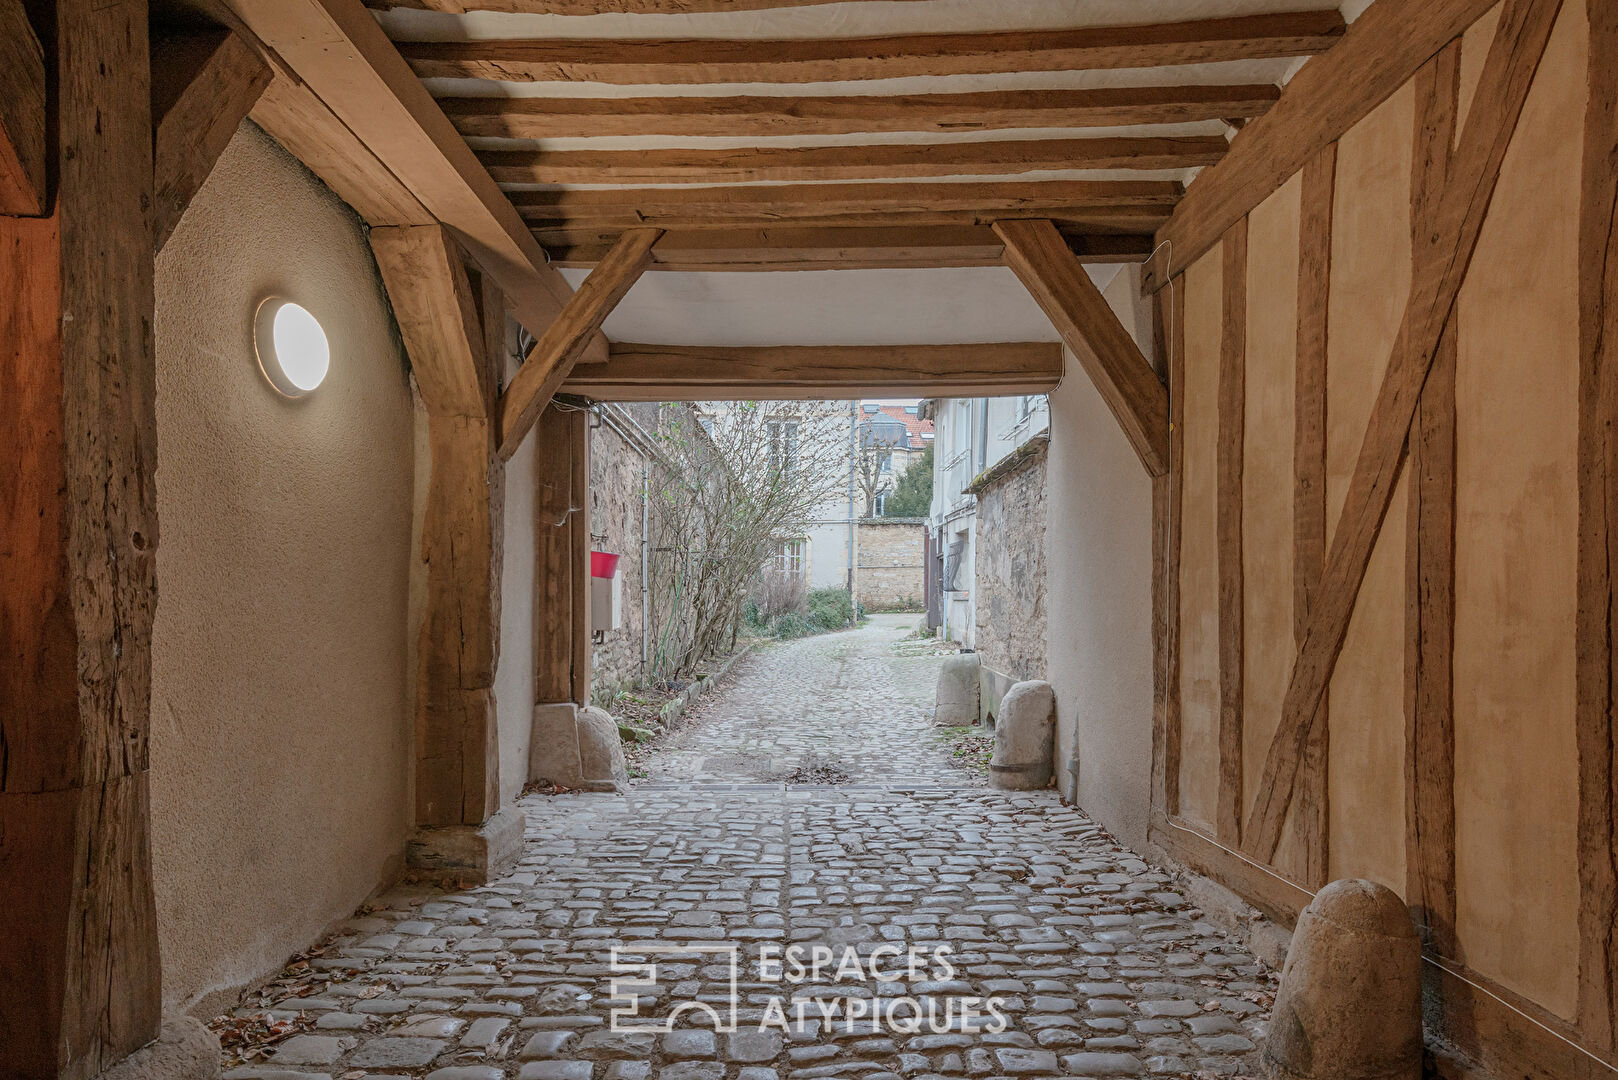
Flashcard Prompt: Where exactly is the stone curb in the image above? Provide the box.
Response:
[657,643,755,729]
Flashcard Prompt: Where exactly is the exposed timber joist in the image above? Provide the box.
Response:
[511,180,1180,232]
[1241,0,1564,862]
[480,137,1228,186]
[994,218,1169,476]
[562,342,1062,400]
[152,29,274,251]
[544,226,1155,272]
[222,0,603,364]
[444,85,1281,140]
[1143,0,1511,291]
[399,12,1345,84]
[370,0,935,12]
[500,228,662,457]
[0,0,45,215]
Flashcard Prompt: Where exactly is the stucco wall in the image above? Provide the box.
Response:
[495,382,536,808]
[1046,269,1156,852]
[149,122,415,1015]
[972,447,1048,682]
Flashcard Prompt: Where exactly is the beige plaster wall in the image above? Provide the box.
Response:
[150,123,415,1015]
[1045,268,1156,852]
[496,389,537,808]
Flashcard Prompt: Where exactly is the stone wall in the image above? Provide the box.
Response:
[588,405,655,701]
[856,520,925,611]
[972,438,1048,682]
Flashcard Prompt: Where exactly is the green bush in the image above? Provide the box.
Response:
[807,586,855,631]
[771,612,818,639]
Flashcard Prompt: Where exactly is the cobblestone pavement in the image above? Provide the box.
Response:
[638,614,964,787]
[223,617,1275,1080]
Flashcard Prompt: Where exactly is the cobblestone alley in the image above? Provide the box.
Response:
[225,616,1276,1080]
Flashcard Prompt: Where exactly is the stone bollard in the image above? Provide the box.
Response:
[934,651,981,726]
[988,680,1054,790]
[1262,878,1422,1080]
[577,705,631,792]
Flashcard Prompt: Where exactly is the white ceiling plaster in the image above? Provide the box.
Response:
[558,265,1120,347]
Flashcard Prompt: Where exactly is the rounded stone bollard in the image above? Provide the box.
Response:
[1262,878,1422,1080]
[933,651,981,726]
[988,680,1054,790]
[577,705,630,792]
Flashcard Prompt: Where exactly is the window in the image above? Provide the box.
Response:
[1018,395,1033,420]
[874,493,887,516]
[772,539,806,577]
[766,418,799,476]
[879,450,894,475]
[944,535,967,592]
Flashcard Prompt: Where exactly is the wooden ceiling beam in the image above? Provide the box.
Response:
[369,0,934,12]
[222,0,602,362]
[1143,0,1505,291]
[562,341,1062,400]
[543,225,1154,271]
[529,205,1170,234]
[399,11,1345,84]
[152,29,275,251]
[0,0,45,215]
[995,218,1168,475]
[481,136,1227,185]
[443,84,1281,140]
[511,179,1180,228]
[499,227,662,457]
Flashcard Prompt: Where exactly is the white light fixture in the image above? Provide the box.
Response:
[254,297,330,397]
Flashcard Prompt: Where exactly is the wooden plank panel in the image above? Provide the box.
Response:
[1294,143,1335,889]
[1404,40,1460,961]
[1143,0,1505,291]
[499,228,661,457]
[1243,0,1565,862]
[0,0,45,215]
[1217,216,1247,846]
[445,85,1280,139]
[481,137,1229,185]
[1578,0,1618,1051]
[995,219,1169,476]
[561,342,1062,400]
[1452,0,1583,1021]
[547,227,1154,272]
[152,30,274,251]
[401,13,1346,83]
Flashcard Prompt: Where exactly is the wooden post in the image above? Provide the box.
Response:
[370,225,520,882]
[0,1,166,1076]
[534,404,593,707]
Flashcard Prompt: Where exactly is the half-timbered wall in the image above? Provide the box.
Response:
[1154,2,1615,1073]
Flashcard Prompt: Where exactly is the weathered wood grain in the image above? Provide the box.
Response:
[152,29,273,250]
[481,137,1229,186]
[995,218,1169,477]
[500,228,661,457]
[0,0,45,214]
[1243,0,1564,861]
[1166,276,1188,816]
[1578,0,1618,1052]
[1293,143,1335,889]
[401,13,1345,84]
[445,85,1279,139]
[1217,216,1248,846]
[1143,0,1506,291]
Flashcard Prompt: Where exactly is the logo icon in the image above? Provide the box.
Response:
[609,945,742,1033]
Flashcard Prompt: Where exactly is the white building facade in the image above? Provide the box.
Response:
[923,394,1051,647]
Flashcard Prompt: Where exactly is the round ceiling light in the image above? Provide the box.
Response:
[254,298,330,397]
